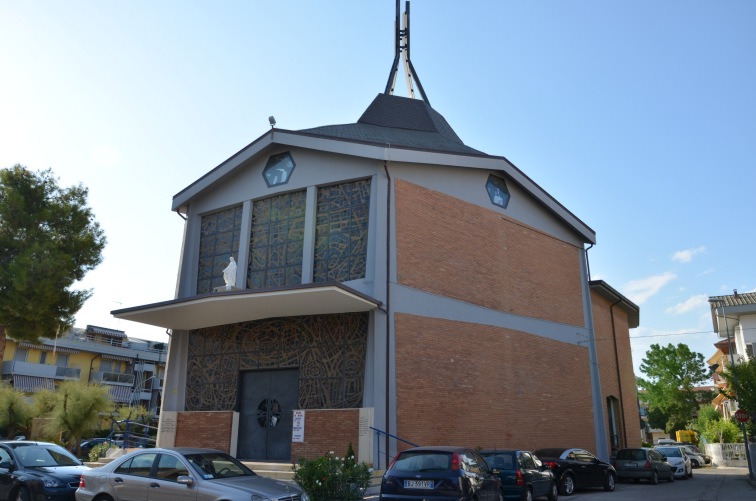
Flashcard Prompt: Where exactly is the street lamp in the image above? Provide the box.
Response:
[715,295,753,479]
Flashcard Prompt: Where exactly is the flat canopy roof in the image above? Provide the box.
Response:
[112,283,382,331]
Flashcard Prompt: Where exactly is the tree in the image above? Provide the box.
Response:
[0,165,106,359]
[0,382,34,438]
[718,358,756,414]
[41,381,113,453]
[636,343,710,433]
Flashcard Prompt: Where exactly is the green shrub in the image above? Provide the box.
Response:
[88,442,115,462]
[293,445,372,501]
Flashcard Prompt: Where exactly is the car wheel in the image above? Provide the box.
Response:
[668,470,674,482]
[691,459,699,469]
[650,470,658,485]
[559,474,575,496]
[14,487,30,501]
[603,472,616,492]
[688,468,693,479]
[523,488,533,501]
[547,481,559,501]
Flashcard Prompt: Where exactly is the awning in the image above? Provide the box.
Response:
[109,385,133,403]
[87,325,126,338]
[112,283,382,331]
[102,354,133,362]
[18,342,79,355]
[12,375,55,392]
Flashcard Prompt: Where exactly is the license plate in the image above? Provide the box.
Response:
[405,480,433,489]
[625,462,637,468]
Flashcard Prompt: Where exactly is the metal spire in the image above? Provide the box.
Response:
[384,0,430,105]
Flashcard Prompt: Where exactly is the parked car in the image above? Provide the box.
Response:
[480,449,558,501]
[679,445,705,468]
[683,444,712,465]
[75,447,309,501]
[380,446,501,501]
[612,448,674,484]
[0,440,89,501]
[654,445,692,479]
[72,438,109,456]
[534,448,616,496]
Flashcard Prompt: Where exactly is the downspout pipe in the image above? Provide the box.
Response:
[382,155,392,469]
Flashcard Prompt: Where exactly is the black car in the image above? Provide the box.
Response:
[480,449,558,501]
[0,440,89,501]
[380,446,501,501]
[533,448,615,496]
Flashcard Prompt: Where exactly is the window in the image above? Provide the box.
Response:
[521,452,537,470]
[314,179,370,282]
[197,206,243,294]
[100,360,112,373]
[13,348,27,362]
[485,174,510,209]
[247,191,306,289]
[114,453,158,477]
[263,152,296,187]
[156,453,189,481]
[38,352,47,364]
[56,354,68,367]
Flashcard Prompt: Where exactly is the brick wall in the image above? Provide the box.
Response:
[394,314,596,453]
[175,411,234,453]
[290,409,361,462]
[394,179,584,327]
[591,292,642,449]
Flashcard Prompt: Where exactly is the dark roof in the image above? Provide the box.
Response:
[299,94,484,156]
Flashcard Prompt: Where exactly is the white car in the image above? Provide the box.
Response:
[654,446,692,479]
[680,445,705,468]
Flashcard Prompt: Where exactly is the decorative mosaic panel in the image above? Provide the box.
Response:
[314,179,371,283]
[247,191,306,289]
[184,313,368,411]
[197,206,243,294]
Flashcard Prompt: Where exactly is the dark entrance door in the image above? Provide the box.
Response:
[237,369,299,460]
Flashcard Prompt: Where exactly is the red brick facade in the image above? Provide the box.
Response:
[394,314,597,453]
[175,411,234,453]
[394,179,585,327]
[591,291,642,449]
[290,409,361,461]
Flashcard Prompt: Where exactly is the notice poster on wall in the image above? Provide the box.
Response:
[292,410,305,442]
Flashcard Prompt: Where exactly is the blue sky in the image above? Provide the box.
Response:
[1,1,754,377]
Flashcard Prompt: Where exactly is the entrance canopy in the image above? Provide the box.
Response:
[112,283,382,331]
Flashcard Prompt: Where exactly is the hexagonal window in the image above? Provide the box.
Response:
[263,152,296,187]
[486,175,510,209]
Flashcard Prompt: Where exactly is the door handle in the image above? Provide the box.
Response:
[114,478,124,483]
[150,482,160,488]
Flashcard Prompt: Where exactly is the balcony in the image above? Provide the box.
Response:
[89,371,135,385]
[2,361,81,380]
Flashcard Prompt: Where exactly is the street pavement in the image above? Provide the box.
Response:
[363,466,756,500]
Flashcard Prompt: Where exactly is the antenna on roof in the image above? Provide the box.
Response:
[384,0,431,105]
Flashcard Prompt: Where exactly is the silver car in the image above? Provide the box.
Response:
[653,446,692,479]
[75,447,310,501]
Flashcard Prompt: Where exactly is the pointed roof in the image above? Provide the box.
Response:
[299,94,483,155]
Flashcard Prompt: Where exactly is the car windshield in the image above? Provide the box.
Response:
[656,447,681,457]
[392,452,451,471]
[12,444,80,467]
[185,452,255,479]
[480,452,516,470]
[616,449,646,460]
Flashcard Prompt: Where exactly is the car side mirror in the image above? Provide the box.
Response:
[0,460,12,470]
[177,475,194,486]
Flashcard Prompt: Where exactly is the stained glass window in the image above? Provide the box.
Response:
[314,179,370,283]
[247,191,306,289]
[486,175,510,209]
[197,206,243,294]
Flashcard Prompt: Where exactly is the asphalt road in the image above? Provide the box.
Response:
[364,466,755,501]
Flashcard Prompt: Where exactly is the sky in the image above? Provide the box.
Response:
[1,1,754,378]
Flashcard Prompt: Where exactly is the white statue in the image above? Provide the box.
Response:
[222,256,237,287]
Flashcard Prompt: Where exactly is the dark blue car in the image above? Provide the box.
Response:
[480,449,558,501]
[380,446,502,501]
[0,440,88,501]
